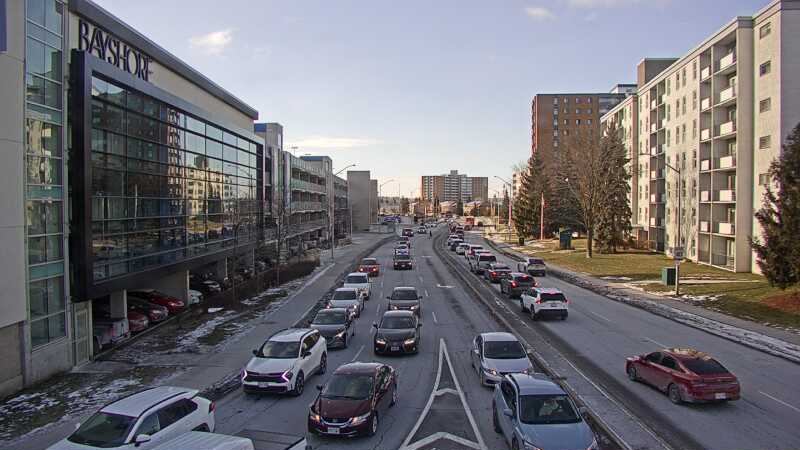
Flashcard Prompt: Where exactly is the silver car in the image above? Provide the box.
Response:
[470,332,533,386]
[493,373,597,450]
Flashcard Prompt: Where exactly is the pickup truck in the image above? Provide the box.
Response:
[343,272,371,300]
[517,257,547,276]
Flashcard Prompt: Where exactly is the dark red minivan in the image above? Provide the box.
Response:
[626,348,740,404]
[308,362,397,437]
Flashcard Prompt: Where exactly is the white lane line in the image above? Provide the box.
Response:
[418,275,424,283]
[431,311,438,324]
[591,311,612,322]
[351,344,365,362]
[425,289,430,298]
[644,337,668,348]
[760,391,800,414]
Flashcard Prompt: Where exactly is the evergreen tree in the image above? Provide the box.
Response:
[751,123,800,289]
[595,121,633,253]
[513,151,552,239]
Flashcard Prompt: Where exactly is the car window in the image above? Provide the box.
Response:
[392,289,419,300]
[321,374,374,400]
[483,340,526,359]
[259,340,300,358]
[346,275,368,284]
[660,356,680,371]
[137,412,161,436]
[332,290,357,300]
[500,381,515,413]
[682,357,730,375]
[380,316,416,329]
[362,259,377,265]
[157,399,196,429]
[645,352,663,364]
[519,394,580,425]
[68,412,136,447]
[479,255,497,262]
[540,293,566,302]
[302,335,314,353]
[475,336,483,356]
[313,310,346,325]
[516,275,533,282]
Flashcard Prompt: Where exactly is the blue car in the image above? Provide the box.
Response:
[493,373,597,450]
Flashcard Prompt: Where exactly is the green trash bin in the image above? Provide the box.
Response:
[662,267,676,286]
[559,230,572,250]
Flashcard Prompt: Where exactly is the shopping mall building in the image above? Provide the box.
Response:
[0,0,267,395]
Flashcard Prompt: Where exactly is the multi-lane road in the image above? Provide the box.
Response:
[206,224,799,450]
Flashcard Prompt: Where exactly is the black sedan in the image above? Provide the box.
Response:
[373,311,421,355]
[309,308,353,349]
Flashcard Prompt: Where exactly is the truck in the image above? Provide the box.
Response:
[517,257,547,277]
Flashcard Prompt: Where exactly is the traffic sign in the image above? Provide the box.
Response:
[672,246,685,260]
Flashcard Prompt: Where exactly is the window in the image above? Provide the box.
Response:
[587,119,592,125]
[137,413,161,436]
[553,98,559,105]
[760,61,772,76]
[681,124,686,144]
[576,119,581,125]
[676,72,680,87]
[575,109,580,114]
[158,399,198,429]
[759,136,771,149]
[760,22,772,39]
[681,97,686,115]
[693,60,697,80]
[682,67,687,87]
[760,98,772,113]
[692,119,697,138]
[660,356,680,371]
[692,91,697,110]
[29,276,66,348]
[759,173,770,186]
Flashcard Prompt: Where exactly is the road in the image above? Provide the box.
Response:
[446,230,800,450]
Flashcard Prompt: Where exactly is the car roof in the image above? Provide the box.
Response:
[317,307,347,314]
[392,286,418,291]
[334,362,383,375]
[534,287,562,294]
[382,310,415,318]
[481,332,520,342]
[347,272,369,277]
[663,348,714,361]
[510,272,531,277]
[362,258,378,263]
[101,386,197,416]
[508,373,565,396]
[270,328,313,342]
[490,263,510,268]
[335,287,358,292]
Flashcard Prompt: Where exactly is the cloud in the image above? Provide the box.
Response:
[286,136,382,150]
[564,0,668,7]
[524,6,556,21]
[189,29,235,55]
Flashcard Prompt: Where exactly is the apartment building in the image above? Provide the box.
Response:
[602,0,800,273]
[420,170,489,205]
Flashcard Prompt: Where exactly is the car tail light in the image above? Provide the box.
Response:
[209,401,216,413]
[511,281,518,288]
[535,299,543,304]
[489,271,496,277]
[565,298,570,304]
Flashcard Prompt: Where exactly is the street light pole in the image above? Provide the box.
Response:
[665,163,683,295]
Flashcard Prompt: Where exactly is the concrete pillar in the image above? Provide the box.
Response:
[150,270,189,302]
[213,258,228,281]
[109,290,127,319]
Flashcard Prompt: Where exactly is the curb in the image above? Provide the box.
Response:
[482,238,800,366]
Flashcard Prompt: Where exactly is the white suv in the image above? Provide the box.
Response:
[48,387,215,450]
[242,328,327,396]
[520,287,569,321]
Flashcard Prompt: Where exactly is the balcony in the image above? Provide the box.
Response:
[291,201,325,212]
[717,222,735,235]
[650,99,657,109]
[701,97,712,111]
[718,121,736,137]
[719,155,736,169]
[650,144,663,156]
[700,128,711,141]
[290,178,326,194]
[700,220,710,232]
[658,95,665,106]
[659,119,666,130]
[700,159,711,171]
[711,253,735,270]
[717,189,736,202]
[718,52,737,73]
[700,190,711,202]
[701,66,712,80]
[717,85,737,105]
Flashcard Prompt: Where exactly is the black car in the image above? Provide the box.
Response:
[500,272,537,299]
[484,263,512,283]
[387,287,421,316]
[309,308,353,349]
[449,239,463,251]
[373,311,421,354]
[393,254,413,270]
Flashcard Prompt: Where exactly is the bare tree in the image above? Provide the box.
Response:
[560,127,604,258]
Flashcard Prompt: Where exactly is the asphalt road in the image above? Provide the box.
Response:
[449,230,800,450]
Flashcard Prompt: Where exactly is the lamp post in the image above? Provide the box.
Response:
[330,164,356,262]
[495,175,514,243]
[665,162,683,295]
[379,179,396,215]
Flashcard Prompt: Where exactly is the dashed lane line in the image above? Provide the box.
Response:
[431,311,438,324]
[760,391,800,414]
[351,344,365,363]
[645,337,668,348]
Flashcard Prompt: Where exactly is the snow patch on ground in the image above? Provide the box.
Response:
[601,276,633,281]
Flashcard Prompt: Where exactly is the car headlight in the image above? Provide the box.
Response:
[335,329,346,339]
[309,412,322,423]
[281,371,293,382]
[523,441,543,450]
[410,305,419,310]
[483,367,499,376]
[240,369,248,380]
[375,338,386,345]
[350,411,371,425]
[404,338,416,345]
[587,438,599,450]
[390,305,398,310]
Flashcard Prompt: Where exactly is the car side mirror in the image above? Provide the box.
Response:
[252,349,259,356]
[502,408,513,418]
[302,350,312,358]
[134,434,151,447]
[418,296,423,300]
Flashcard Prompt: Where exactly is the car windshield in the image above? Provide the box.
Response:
[682,357,730,375]
[68,412,135,448]
[395,255,411,261]
[530,259,545,265]
[361,259,377,265]
[380,316,416,329]
[540,293,566,302]
[479,256,497,262]
[483,340,526,359]
[519,394,581,425]
[346,275,368,284]
[492,265,510,271]
[313,311,346,325]
[332,290,357,300]
[392,290,418,300]
[322,374,374,400]
[258,341,300,358]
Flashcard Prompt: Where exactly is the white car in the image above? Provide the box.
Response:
[520,287,569,320]
[48,387,215,450]
[469,252,497,274]
[188,289,203,305]
[395,245,410,256]
[456,243,469,255]
[470,332,533,386]
[343,272,371,300]
[517,257,547,277]
[242,328,327,396]
[328,288,363,318]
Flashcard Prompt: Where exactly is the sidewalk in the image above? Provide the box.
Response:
[0,232,392,450]
[482,236,800,364]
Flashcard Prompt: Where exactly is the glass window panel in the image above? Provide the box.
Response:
[28,236,46,264]
[29,280,47,318]
[127,91,159,118]
[92,152,125,171]
[91,129,124,155]
[48,313,66,341]
[127,137,159,161]
[92,100,124,132]
[28,261,63,279]
[46,276,64,312]
[107,198,126,219]
[223,132,237,146]
[237,149,250,167]
[206,125,222,141]
[26,74,45,104]
[27,103,62,123]
[30,319,48,348]
[92,168,125,196]
[45,201,61,233]
[207,157,223,173]
[185,132,205,153]
[26,37,45,77]
[127,113,160,141]
[43,77,61,109]
[163,124,184,149]
[27,22,61,48]
[46,235,62,261]
[91,76,107,98]
[236,137,249,150]
[27,0,45,23]
[207,215,223,241]
[186,116,205,135]
[27,156,62,185]
[26,119,61,157]
[223,145,237,163]
[206,140,222,159]
[187,216,206,245]
[44,0,63,35]
[43,44,61,81]
[27,201,46,235]
[104,81,126,106]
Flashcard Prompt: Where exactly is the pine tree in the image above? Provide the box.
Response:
[513,158,536,239]
[513,151,552,239]
[751,123,800,289]
[595,121,633,253]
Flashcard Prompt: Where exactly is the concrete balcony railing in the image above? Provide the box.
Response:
[718,121,736,136]
[701,66,712,80]
[291,201,325,212]
[719,155,736,169]
[701,97,712,111]
[701,128,712,141]
[700,159,711,171]
[650,169,664,180]
[290,178,326,193]
[717,189,736,202]
[718,85,737,104]
[717,222,735,235]
[700,220,710,232]
[650,99,657,109]
[658,94,665,105]
[700,190,711,202]
[659,119,667,129]
[718,52,737,71]
[650,144,663,156]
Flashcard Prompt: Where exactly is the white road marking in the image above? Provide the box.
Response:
[644,337,668,348]
[760,391,800,413]
[351,344,365,362]
[436,284,454,289]
[432,311,438,324]
[591,311,612,322]
[425,289,430,297]
[418,275,424,283]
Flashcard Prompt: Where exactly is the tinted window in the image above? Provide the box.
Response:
[313,310,347,325]
[500,381,517,413]
[645,352,662,364]
[68,412,135,447]
[258,341,299,358]
[346,275,368,284]
[682,358,730,375]
[361,258,378,265]
[380,316,416,329]
[157,399,196,429]
[515,275,533,282]
[483,340,526,359]
[492,264,510,270]
[660,356,680,371]
[332,290,357,300]
[540,293,566,302]
[479,255,497,262]
[519,395,580,424]
[394,254,411,261]
[392,290,419,300]
[321,374,373,400]
[530,259,544,265]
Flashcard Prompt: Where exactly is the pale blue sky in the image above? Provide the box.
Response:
[96,0,767,197]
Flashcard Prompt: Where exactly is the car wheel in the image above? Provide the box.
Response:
[368,412,379,436]
[520,299,526,312]
[292,372,305,396]
[627,365,638,382]
[343,335,348,348]
[668,384,683,404]
[390,383,398,407]
[319,354,327,375]
[531,310,538,321]
[492,402,501,433]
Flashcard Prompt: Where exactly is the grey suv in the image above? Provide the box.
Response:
[493,373,597,450]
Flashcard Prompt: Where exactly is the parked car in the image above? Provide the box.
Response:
[328,288,363,318]
[373,311,421,355]
[307,362,397,437]
[128,290,185,315]
[127,298,169,323]
[343,272,371,300]
[191,278,222,294]
[254,261,268,273]
[48,386,215,450]
[242,329,327,396]
[500,273,536,299]
[393,254,413,270]
[517,257,547,277]
[93,315,130,351]
[626,348,741,404]
[127,311,150,333]
[492,374,597,450]
[237,267,255,280]
[309,308,353,349]
[188,289,203,306]
[455,243,469,255]
[386,287,421,317]
[358,258,381,277]
[471,332,533,386]
[469,252,497,274]
[520,287,569,320]
[484,263,512,283]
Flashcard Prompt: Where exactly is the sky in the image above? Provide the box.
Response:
[95,0,769,198]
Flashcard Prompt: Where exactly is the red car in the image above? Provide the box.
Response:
[357,258,380,277]
[128,290,185,315]
[126,310,150,333]
[127,297,169,322]
[308,362,397,437]
[626,348,740,404]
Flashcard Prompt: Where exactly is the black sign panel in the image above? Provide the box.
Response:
[0,0,7,53]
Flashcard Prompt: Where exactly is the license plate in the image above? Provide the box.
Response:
[258,382,269,388]
[391,346,400,351]
[327,427,340,435]
[715,393,726,400]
